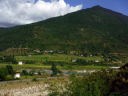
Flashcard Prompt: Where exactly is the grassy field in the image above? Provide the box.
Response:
[0,63,109,70]
[13,54,107,70]
[0,54,113,71]
[16,54,104,63]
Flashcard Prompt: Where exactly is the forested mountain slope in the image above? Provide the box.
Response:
[0,6,128,53]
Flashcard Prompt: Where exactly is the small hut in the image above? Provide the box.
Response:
[14,72,21,79]
[18,61,23,65]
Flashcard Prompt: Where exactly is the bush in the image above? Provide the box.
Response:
[44,61,66,66]
[66,70,113,96]
[51,63,58,76]
[22,70,29,75]
[0,68,8,81]
[1,55,17,64]
[75,59,88,65]
[32,78,38,82]
[24,60,35,64]
[48,70,117,96]
[5,75,13,80]
[0,65,14,81]
[6,65,14,75]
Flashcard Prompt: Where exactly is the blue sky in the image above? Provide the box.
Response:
[65,0,128,15]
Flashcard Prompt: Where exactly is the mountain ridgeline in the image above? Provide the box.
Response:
[0,6,128,53]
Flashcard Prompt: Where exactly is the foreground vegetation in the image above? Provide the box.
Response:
[0,64,126,96]
[49,64,128,96]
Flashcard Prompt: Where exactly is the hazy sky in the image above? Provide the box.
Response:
[0,0,127,27]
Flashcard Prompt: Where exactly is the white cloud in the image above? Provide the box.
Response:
[0,0,82,27]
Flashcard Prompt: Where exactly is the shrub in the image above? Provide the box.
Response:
[1,55,17,64]
[24,60,35,64]
[51,63,58,76]
[66,70,113,96]
[48,70,117,96]
[5,75,13,80]
[0,65,14,81]
[32,78,38,82]
[22,70,29,75]
[0,68,8,81]
[6,65,14,75]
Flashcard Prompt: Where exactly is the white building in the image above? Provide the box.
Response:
[14,73,21,79]
[18,61,23,65]
[95,60,100,63]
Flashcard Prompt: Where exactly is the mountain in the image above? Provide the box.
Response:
[0,6,128,53]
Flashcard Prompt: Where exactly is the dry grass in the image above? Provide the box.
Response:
[0,77,68,96]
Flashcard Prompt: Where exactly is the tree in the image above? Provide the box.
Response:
[51,63,58,76]
[22,70,29,75]
[0,68,8,81]
[6,65,14,75]
[3,55,17,64]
